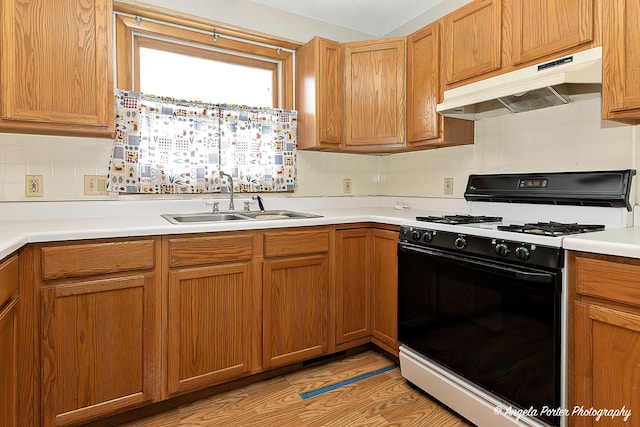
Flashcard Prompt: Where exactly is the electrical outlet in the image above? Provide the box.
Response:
[444,177,454,195]
[25,175,43,197]
[343,178,352,194]
[84,175,109,195]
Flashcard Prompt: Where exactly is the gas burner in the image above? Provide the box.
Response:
[497,221,605,236]
[416,215,503,225]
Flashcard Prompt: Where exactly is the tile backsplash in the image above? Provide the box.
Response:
[0,97,637,203]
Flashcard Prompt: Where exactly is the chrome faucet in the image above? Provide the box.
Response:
[220,171,234,210]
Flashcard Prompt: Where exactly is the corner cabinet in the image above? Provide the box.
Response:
[164,233,260,397]
[0,0,114,137]
[569,251,640,426]
[37,238,161,427]
[406,22,474,148]
[263,228,332,369]
[344,38,406,150]
[295,37,344,150]
[0,255,19,427]
[602,0,640,124]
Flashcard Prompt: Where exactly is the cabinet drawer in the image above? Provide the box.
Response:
[41,239,156,280]
[0,255,18,308]
[264,228,329,257]
[167,233,254,267]
[575,256,640,305]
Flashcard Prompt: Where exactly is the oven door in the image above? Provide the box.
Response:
[398,242,561,426]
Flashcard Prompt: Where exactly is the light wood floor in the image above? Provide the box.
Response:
[122,351,472,426]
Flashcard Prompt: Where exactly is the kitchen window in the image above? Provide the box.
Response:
[110,5,297,194]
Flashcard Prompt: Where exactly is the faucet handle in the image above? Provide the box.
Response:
[205,200,220,213]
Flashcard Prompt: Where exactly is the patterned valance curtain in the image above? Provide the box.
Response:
[107,90,297,194]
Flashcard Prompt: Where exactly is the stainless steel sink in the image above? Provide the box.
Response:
[161,210,322,224]
[241,210,323,220]
[161,213,251,224]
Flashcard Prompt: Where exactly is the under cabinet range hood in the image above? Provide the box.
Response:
[436,46,602,120]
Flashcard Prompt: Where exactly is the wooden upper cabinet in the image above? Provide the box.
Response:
[406,22,475,148]
[442,0,502,86]
[0,0,114,137]
[602,0,640,123]
[344,38,406,148]
[296,37,344,150]
[509,0,594,66]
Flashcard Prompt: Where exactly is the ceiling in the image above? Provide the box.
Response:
[248,0,450,37]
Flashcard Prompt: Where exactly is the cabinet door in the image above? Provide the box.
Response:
[371,229,399,355]
[0,299,18,427]
[167,263,254,396]
[443,0,502,85]
[407,23,441,143]
[0,0,113,136]
[263,255,330,368]
[602,0,640,123]
[344,38,406,147]
[510,0,593,65]
[572,302,640,426]
[41,274,159,427]
[335,229,370,346]
[296,37,343,150]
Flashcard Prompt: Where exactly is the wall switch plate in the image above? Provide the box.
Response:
[444,177,454,195]
[343,178,352,194]
[25,175,43,197]
[84,175,109,195]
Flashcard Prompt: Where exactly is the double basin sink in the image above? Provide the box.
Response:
[162,210,323,224]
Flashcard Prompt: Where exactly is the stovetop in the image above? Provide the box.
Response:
[415,215,503,225]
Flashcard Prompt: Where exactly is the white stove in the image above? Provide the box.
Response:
[398,170,635,427]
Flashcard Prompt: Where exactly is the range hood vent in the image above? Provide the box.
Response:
[437,46,602,120]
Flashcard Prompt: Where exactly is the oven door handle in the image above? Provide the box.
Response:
[398,243,555,284]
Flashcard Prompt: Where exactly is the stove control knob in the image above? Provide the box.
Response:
[515,246,531,260]
[495,243,510,257]
[454,236,467,250]
[412,230,422,241]
[423,231,434,243]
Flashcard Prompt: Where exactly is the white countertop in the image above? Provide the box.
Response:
[563,227,640,259]
[0,196,466,260]
[4,196,640,261]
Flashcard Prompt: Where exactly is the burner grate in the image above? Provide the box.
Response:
[416,215,503,225]
[497,221,605,236]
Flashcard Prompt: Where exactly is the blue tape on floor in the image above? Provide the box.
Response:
[300,364,397,400]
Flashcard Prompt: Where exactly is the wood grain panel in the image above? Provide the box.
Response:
[167,234,254,268]
[575,256,640,305]
[263,228,329,258]
[167,264,252,396]
[0,255,18,309]
[295,37,343,150]
[510,0,593,65]
[344,38,406,147]
[0,299,18,427]
[371,229,399,355]
[263,255,330,368]
[41,239,156,280]
[443,0,502,85]
[0,0,113,136]
[41,274,158,426]
[406,23,440,143]
[602,0,640,123]
[335,229,370,345]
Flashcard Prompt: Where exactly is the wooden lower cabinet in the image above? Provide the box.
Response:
[371,228,399,355]
[166,263,255,396]
[570,251,640,426]
[0,254,19,427]
[335,228,371,347]
[37,238,161,427]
